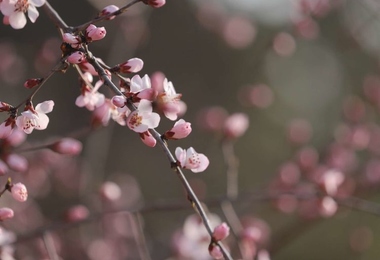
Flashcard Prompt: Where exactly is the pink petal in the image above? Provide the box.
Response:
[0,2,16,16]
[191,154,209,173]
[35,100,54,114]
[27,5,39,23]
[175,147,186,167]
[35,112,49,130]
[9,12,27,29]
[30,0,46,7]
[142,112,160,129]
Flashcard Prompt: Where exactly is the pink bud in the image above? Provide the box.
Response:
[11,182,28,202]
[66,205,89,222]
[0,118,15,139]
[99,5,119,20]
[213,222,230,241]
[223,113,249,139]
[164,119,192,140]
[86,24,106,41]
[143,0,166,8]
[0,102,11,112]
[5,128,26,147]
[139,131,157,147]
[67,51,85,64]
[208,244,223,259]
[24,78,43,89]
[52,138,83,155]
[62,33,80,44]
[111,95,126,108]
[4,154,28,172]
[99,182,122,201]
[0,160,8,176]
[118,58,144,73]
[0,208,14,221]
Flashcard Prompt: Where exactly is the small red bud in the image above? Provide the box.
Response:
[24,78,43,89]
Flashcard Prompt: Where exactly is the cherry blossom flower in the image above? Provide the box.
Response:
[164,119,192,140]
[93,99,129,126]
[16,100,54,134]
[0,0,46,29]
[156,78,184,120]
[4,153,28,172]
[209,245,223,259]
[67,51,85,64]
[127,100,160,133]
[76,80,105,111]
[175,147,209,173]
[10,182,28,202]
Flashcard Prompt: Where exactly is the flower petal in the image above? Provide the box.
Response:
[34,113,49,130]
[35,100,54,114]
[27,5,39,23]
[29,0,46,7]
[9,12,26,29]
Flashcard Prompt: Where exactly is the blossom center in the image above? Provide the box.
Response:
[128,113,142,129]
[15,0,30,13]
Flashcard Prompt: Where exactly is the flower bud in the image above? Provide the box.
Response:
[139,131,156,147]
[0,102,11,112]
[143,0,166,8]
[212,222,230,241]
[99,5,119,20]
[52,138,83,155]
[164,119,192,140]
[0,208,14,221]
[116,58,144,74]
[67,51,85,64]
[10,182,28,202]
[86,24,106,41]
[208,244,223,259]
[111,95,126,108]
[0,117,15,139]
[24,78,43,89]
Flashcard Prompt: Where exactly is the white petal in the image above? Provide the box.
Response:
[34,113,49,130]
[143,112,160,129]
[9,12,27,29]
[1,2,16,16]
[27,5,39,23]
[175,147,186,167]
[75,96,86,107]
[29,0,46,7]
[35,100,54,114]
[191,154,209,173]
[130,75,143,92]
[137,99,153,113]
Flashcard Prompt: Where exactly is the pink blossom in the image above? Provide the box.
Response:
[5,128,26,146]
[0,208,14,221]
[16,100,54,134]
[99,5,119,20]
[67,51,85,64]
[175,147,209,173]
[4,153,28,172]
[52,138,82,155]
[0,101,11,112]
[223,113,249,139]
[156,78,183,120]
[115,58,144,74]
[139,131,157,147]
[142,0,166,8]
[76,80,105,111]
[0,0,46,29]
[86,24,106,41]
[321,169,344,196]
[63,33,81,48]
[0,117,15,139]
[130,75,155,102]
[164,119,192,140]
[11,182,28,202]
[212,222,230,241]
[93,99,128,126]
[209,245,223,259]
[127,100,160,133]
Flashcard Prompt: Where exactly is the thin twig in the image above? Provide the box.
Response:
[128,213,152,260]
[42,1,71,32]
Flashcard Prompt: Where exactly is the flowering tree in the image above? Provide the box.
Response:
[0,0,380,259]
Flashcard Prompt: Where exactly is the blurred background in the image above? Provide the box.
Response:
[1,0,380,259]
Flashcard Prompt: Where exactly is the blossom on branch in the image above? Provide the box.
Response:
[164,119,192,140]
[156,78,185,120]
[0,0,46,29]
[10,182,28,202]
[76,80,105,111]
[175,147,209,173]
[127,100,160,133]
[16,100,54,134]
[86,24,106,42]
